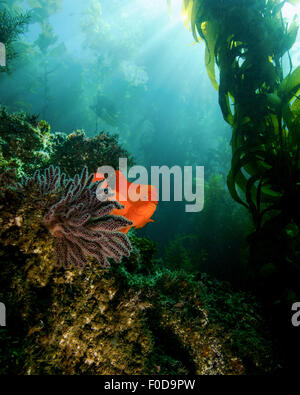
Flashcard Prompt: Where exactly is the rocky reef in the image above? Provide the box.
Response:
[0,107,133,179]
[0,110,279,375]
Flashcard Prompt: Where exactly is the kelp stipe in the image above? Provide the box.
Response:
[182,0,300,291]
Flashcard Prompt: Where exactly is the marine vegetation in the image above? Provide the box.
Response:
[0,0,298,376]
[182,0,300,293]
[182,0,300,371]
[0,108,133,179]
[0,6,30,71]
[0,110,135,280]
[49,130,134,178]
[0,108,51,176]
[0,224,280,374]
[0,110,279,375]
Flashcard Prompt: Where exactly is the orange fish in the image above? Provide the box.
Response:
[94,170,158,233]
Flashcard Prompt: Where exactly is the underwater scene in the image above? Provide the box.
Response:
[0,0,300,378]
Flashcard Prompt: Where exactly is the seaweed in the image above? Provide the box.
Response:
[183,0,300,288]
[0,5,30,71]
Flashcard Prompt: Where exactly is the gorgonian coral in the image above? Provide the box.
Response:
[17,166,132,268]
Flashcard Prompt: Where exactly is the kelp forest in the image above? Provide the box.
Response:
[0,0,299,376]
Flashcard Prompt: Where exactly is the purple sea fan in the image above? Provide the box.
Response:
[17,166,133,268]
